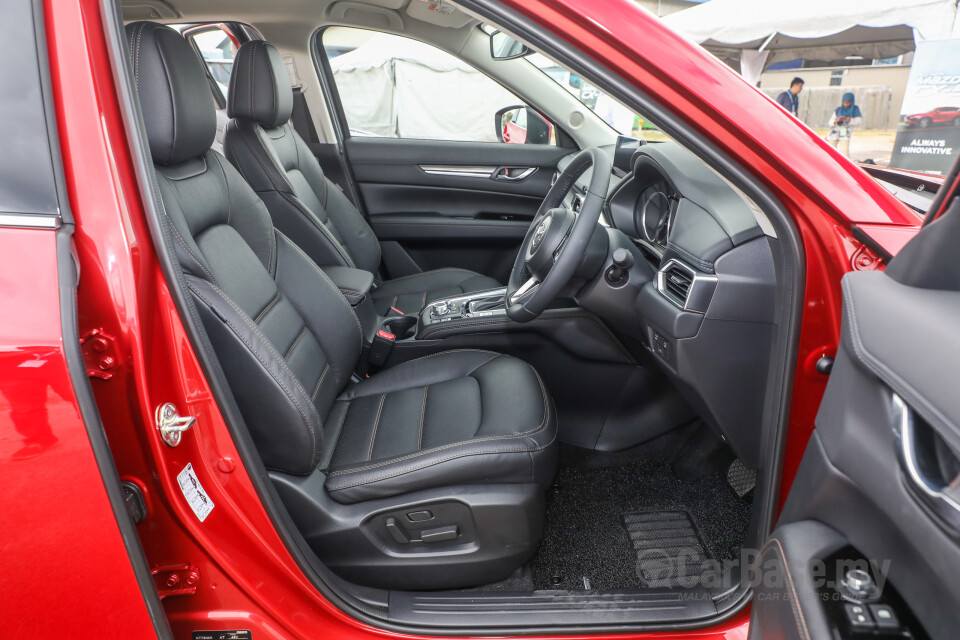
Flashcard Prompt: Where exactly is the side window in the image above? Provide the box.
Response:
[184,26,238,104]
[321,27,554,145]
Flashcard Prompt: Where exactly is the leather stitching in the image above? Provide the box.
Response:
[312,362,329,401]
[328,432,556,493]
[285,325,307,359]
[210,152,276,273]
[255,290,281,323]
[366,394,387,461]
[666,242,715,272]
[327,359,550,485]
[339,350,502,400]
[417,385,428,449]
[373,267,481,285]
[418,313,636,363]
[275,231,363,346]
[759,538,811,640]
[278,191,355,268]
[189,281,321,466]
[169,221,219,284]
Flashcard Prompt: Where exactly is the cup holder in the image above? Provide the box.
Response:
[382,315,418,340]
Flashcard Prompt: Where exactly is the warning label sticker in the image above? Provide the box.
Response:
[178,463,214,522]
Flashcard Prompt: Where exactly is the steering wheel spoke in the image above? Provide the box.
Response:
[509,276,541,305]
[506,147,611,322]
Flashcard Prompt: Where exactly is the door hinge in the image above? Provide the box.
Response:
[151,563,200,599]
[79,328,119,380]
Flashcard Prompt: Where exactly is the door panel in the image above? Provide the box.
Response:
[752,201,960,639]
[345,137,570,279]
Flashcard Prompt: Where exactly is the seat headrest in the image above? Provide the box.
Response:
[125,22,216,166]
[227,41,294,128]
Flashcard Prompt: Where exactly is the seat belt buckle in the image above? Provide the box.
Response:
[368,329,396,367]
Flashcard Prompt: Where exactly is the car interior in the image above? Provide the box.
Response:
[112,0,801,632]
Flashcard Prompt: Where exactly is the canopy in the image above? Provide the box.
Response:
[329,33,519,140]
[663,0,960,84]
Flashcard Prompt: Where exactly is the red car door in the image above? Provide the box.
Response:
[0,0,168,637]
[748,159,960,639]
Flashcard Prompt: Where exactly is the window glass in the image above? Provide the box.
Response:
[190,28,237,101]
[322,27,552,144]
[524,52,671,143]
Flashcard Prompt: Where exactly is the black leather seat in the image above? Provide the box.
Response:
[222,40,501,315]
[126,22,557,589]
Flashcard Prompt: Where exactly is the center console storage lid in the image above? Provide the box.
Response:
[324,266,375,306]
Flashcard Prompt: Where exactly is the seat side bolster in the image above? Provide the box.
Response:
[187,275,323,475]
[225,120,356,269]
[273,231,362,382]
[292,131,382,273]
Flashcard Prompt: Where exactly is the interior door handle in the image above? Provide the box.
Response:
[892,393,960,533]
[495,167,537,181]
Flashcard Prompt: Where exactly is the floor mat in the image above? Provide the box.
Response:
[529,451,752,591]
[623,511,708,588]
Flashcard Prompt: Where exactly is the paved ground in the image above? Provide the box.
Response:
[811,129,897,166]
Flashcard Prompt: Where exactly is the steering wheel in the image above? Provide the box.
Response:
[506,147,611,322]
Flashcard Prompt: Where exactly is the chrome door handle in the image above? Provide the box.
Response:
[495,167,536,181]
[892,393,960,531]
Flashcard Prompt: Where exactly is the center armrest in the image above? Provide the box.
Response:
[323,266,375,307]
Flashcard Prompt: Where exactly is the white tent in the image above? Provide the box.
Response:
[662,0,960,85]
[329,33,520,141]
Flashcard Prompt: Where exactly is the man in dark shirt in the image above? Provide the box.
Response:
[776,77,804,117]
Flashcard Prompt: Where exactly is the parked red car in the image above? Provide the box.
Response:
[4,0,960,639]
[905,105,960,128]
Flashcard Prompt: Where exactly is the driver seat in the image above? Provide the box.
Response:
[126,22,557,589]
[222,40,501,314]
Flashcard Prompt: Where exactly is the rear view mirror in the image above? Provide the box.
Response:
[490,30,531,60]
[496,105,553,145]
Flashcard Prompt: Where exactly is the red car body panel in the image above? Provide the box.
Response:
[7,0,927,637]
[0,229,158,638]
[905,106,960,126]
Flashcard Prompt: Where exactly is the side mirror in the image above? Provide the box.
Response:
[490,30,531,60]
[496,105,552,145]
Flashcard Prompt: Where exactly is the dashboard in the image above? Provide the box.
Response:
[571,142,779,468]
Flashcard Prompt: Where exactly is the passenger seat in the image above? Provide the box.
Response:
[222,40,501,314]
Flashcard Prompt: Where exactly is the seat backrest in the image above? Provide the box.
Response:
[223,41,381,274]
[126,22,361,475]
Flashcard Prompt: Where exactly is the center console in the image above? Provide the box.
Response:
[418,288,507,335]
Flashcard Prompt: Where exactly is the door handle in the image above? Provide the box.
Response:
[892,393,960,533]
[494,167,537,181]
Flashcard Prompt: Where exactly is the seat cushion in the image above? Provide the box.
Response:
[322,350,557,503]
[370,268,501,315]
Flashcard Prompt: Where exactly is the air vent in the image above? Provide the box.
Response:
[656,260,717,312]
[663,264,692,303]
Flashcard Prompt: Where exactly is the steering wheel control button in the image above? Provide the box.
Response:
[868,604,899,630]
[844,604,876,631]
